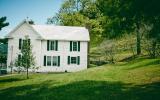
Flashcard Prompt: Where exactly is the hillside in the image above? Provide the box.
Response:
[0,57,160,100]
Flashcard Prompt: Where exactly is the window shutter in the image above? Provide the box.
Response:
[58,56,60,66]
[28,39,30,45]
[44,55,46,66]
[47,40,49,51]
[51,41,53,50]
[68,56,70,64]
[19,39,22,49]
[77,56,80,65]
[56,40,58,51]
[70,41,72,51]
[78,41,80,51]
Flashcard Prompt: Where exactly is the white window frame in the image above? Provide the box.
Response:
[71,57,77,64]
[47,56,52,66]
[49,41,56,50]
[52,56,58,66]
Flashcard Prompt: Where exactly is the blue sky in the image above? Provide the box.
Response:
[0,0,63,37]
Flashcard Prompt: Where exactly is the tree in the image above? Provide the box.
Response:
[97,0,145,55]
[97,0,160,56]
[14,56,23,74]
[0,16,9,31]
[146,18,160,58]
[0,16,9,71]
[47,0,104,46]
[15,35,35,79]
[102,40,117,64]
[0,38,8,73]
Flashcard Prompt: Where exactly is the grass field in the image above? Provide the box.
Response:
[0,58,160,100]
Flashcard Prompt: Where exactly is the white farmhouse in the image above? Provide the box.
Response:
[6,20,90,72]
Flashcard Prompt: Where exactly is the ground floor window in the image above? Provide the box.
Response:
[44,55,60,66]
[53,56,58,66]
[47,56,51,66]
[71,57,77,64]
[68,56,80,65]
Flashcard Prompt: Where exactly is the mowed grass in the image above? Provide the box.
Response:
[0,58,160,100]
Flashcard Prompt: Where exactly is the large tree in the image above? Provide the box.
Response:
[47,0,104,46]
[142,0,160,58]
[97,0,160,55]
[97,0,144,55]
[0,16,9,31]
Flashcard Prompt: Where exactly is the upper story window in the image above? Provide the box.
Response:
[73,42,77,51]
[19,39,22,49]
[47,40,58,51]
[19,38,30,50]
[70,41,80,52]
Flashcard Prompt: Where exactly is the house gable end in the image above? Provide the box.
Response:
[5,20,43,39]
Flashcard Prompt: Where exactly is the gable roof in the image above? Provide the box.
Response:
[5,20,43,39]
[31,25,90,41]
[6,20,90,41]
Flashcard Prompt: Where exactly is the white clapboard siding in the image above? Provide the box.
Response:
[6,20,90,72]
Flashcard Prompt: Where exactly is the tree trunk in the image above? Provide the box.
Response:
[27,66,29,79]
[136,23,141,55]
[11,66,12,74]
[152,41,157,58]
[18,67,20,74]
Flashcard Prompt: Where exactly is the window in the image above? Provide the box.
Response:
[70,41,80,51]
[47,40,58,51]
[68,56,80,65]
[19,39,22,49]
[19,38,30,50]
[47,56,51,66]
[28,39,31,46]
[44,56,46,66]
[52,56,58,66]
[71,57,77,64]
[44,55,60,66]
[73,42,77,51]
[51,41,55,50]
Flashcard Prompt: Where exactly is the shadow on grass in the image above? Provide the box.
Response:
[120,55,137,62]
[0,80,160,100]
[118,58,160,70]
[0,78,26,83]
[125,59,160,70]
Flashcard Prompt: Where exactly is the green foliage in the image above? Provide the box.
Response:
[14,57,23,73]
[47,0,104,47]
[0,16,9,30]
[21,36,35,68]
[97,0,160,55]
[15,36,35,78]
[47,0,160,55]
[0,38,8,67]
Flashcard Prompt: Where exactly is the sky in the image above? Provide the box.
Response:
[0,0,63,38]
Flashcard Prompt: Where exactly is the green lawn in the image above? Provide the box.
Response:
[0,58,160,100]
